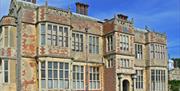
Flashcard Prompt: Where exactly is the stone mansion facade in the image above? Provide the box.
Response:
[0,0,168,91]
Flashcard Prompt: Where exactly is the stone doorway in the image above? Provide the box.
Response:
[123,80,129,91]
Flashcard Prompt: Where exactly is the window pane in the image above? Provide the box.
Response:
[59,36,63,47]
[48,70,52,78]
[48,62,52,68]
[89,36,92,53]
[5,72,8,82]
[48,80,53,88]
[60,70,63,78]
[72,33,75,50]
[81,73,84,80]
[41,80,46,88]
[4,27,8,46]
[54,70,58,78]
[65,63,69,69]
[77,73,79,80]
[41,70,46,78]
[4,61,8,70]
[64,27,68,36]
[41,62,45,68]
[59,63,63,69]
[59,27,63,46]
[59,80,64,88]
[53,26,57,46]
[47,24,52,45]
[48,25,52,30]
[77,81,80,89]
[64,37,68,47]
[65,80,69,89]
[41,24,46,34]
[54,80,58,88]
[54,62,58,69]
[96,37,99,53]
[41,34,46,45]
[65,71,69,78]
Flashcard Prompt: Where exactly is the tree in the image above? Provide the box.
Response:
[169,80,180,91]
[172,58,180,68]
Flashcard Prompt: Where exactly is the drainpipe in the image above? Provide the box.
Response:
[85,27,89,91]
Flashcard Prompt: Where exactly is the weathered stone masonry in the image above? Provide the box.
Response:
[0,0,168,91]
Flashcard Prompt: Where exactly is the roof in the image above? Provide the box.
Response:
[72,12,104,23]
[16,0,104,23]
[134,27,148,33]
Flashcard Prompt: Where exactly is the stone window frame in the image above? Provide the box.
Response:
[89,35,99,54]
[119,33,129,51]
[72,65,84,90]
[0,59,10,83]
[106,58,114,68]
[151,69,166,91]
[89,66,100,90]
[120,58,130,68]
[0,26,15,48]
[72,32,84,52]
[135,70,143,89]
[150,44,166,60]
[39,61,70,90]
[39,23,70,47]
[0,26,3,48]
[135,44,143,59]
[107,34,113,52]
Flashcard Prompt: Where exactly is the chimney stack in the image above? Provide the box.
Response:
[32,0,36,4]
[117,14,128,20]
[76,2,89,15]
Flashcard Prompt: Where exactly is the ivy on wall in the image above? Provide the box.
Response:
[169,80,180,91]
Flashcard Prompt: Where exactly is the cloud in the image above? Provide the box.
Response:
[168,39,180,48]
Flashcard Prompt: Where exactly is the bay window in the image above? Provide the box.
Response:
[72,32,83,52]
[40,61,69,90]
[89,67,100,90]
[107,35,113,52]
[40,23,69,47]
[0,59,9,83]
[136,70,143,89]
[40,24,46,45]
[135,44,143,59]
[73,65,84,89]
[150,44,166,59]
[151,69,166,91]
[120,34,129,51]
[89,35,99,54]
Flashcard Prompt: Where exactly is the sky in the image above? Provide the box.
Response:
[0,0,180,59]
